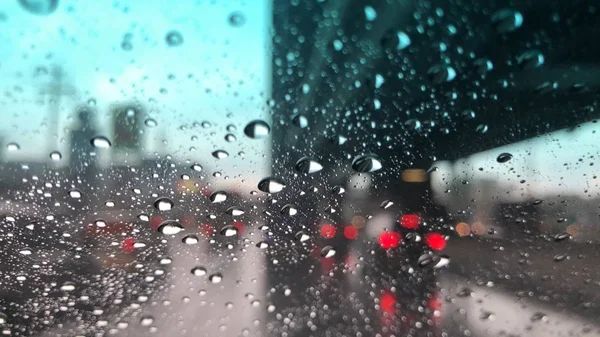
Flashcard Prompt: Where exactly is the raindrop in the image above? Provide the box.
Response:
[140,316,154,326]
[244,120,271,139]
[256,241,269,249]
[291,115,308,128]
[182,234,199,245]
[228,11,246,27]
[518,50,545,69]
[331,185,345,194]
[364,6,377,21]
[320,246,336,258]
[191,163,202,172]
[295,157,323,174]
[476,124,489,134]
[105,200,115,207]
[209,273,223,284]
[220,225,239,237]
[496,153,513,163]
[491,9,523,33]
[90,136,112,149]
[428,64,457,84]
[457,287,475,298]
[181,174,190,180]
[381,30,411,50]
[530,312,548,322]
[210,191,228,203]
[295,231,310,243]
[160,257,172,265]
[461,109,476,120]
[553,254,567,262]
[351,154,383,173]
[554,232,571,242]
[225,207,245,216]
[212,150,229,159]
[19,248,32,255]
[69,189,82,199]
[154,197,174,211]
[281,204,298,216]
[145,118,158,127]
[191,266,207,276]
[380,200,394,209]
[157,220,184,235]
[474,59,493,75]
[60,282,76,292]
[49,151,62,161]
[165,31,183,46]
[18,0,58,15]
[138,213,150,222]
[94,219,106,227]
[7,143,20,151]
[330,135,348,145]
[258,177,286,193]
[225,134,237,142]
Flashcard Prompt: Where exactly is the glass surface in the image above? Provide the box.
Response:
[0,0,599,336]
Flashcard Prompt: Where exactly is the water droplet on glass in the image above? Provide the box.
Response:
[295,231,310,243]
[364,6,377,21]
[474,59,493,75]
[351,154,383,173]
[191,163,202,172]
[157,220,184,235]
[428,64,457,84]
[140,316,154,326]
[210,191,228,203]
[554,232,571,242]
[145,118,157,127]
[60,282,76,292]
[49,151,62,161]
[491,9,523,33]
[518,50,545,69]
[165,31,183,46]
[225,207,245,216]
[228,11,246,27]
[138,213,149,222]
[19,248,32,255]
[154,197,174,211]
[256,241,269,249]
[182,234,199,245]
[321,246,336,258]
[496,152,513,163]
[90,136,111,149]
[209,273,223,284]
[18,0,58,15]
[330,135,348,145]
[181,174,190,180]
[225,134,237,142]
[530,312,548,322]
[160,257,172,265]
[380,200,394,209]
[105,200,115,207]
[281,204,298,216]
[7,143,20,151]
[69,189,82,199]
[332,185,345,194]
[553,254,567,262]
[295,157,323,174]
[258,177,286,193]
[220,225,239,237]
[191,266,207,276]
[95,219,106,227]
[291,114,308,128]
[212,150,229,159]
[476,124,489,134]
[244,120,271,139]
[381,30,411,50]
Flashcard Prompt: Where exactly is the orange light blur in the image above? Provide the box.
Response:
[401,169,428,183]
[455,222,471,237]
[352,216,366,229]
[471,221,485,235]
[566,224,579,237]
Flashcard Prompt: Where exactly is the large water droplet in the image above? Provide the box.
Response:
[295,157,323,174]
[7,143,20,151]
[69,189,82,199]
[209,273,223,284]
[145,118,157,127]
[220,225,239,237]
[491,9,523,33]
[210,191,228,203]
[351,154,383,173]
[49,151,62,161]
[191,266,207,276]
[256,241,269,249]
[182,234,199,245]
[380,200,394,209]
[291,115,308,128]
[60,282,76,292]
[191,163,202,172]
[157,220,184,235]
[320,246,336,258]
[258,177,286,193]
[295,231,310,243]
[281,204,298,216]
[496,152,513,163]
[474,59,493,75]
[140,316,154,326]
[428,64,457,84]
[381,30,411,50]
[228,11,246,27]
[154,197,174,211]
[212,150,229,159]
[225,207,245,216]
[518,50,544,69]
[224,134,236,142]
[18,0,58,15]
[165,31,183,46]
[90,136,112,149]
[244,120,271,139]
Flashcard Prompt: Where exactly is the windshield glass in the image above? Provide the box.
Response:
[1,0,599,336]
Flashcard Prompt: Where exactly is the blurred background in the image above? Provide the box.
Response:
[0,0,600,336]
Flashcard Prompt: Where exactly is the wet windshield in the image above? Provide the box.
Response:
[1,0,599,336]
